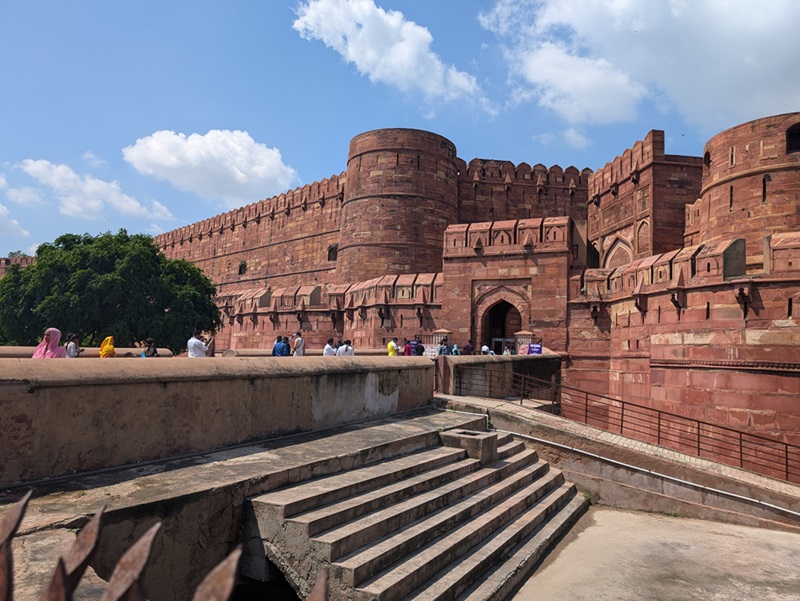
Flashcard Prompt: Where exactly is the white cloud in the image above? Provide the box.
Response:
[294,0,491,110]
[0,203,29,238]
[518,42,646,124]
[18,160,173,221]
[0,173,6,188]
[6,186,43,206]
[82,151,107,168]
[122,129,299,208]
[480,0,800,129]
[563,127,590,149]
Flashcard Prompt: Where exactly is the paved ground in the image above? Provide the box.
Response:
[513,506,800,601]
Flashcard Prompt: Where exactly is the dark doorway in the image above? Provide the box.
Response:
[482,300,522,354]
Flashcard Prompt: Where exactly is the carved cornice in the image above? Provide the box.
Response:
[651,358,800,373]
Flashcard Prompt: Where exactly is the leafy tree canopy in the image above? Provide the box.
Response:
[0,230,220,353]
[6,250,28,258]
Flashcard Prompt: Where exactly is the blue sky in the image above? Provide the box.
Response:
[2,0,799,257]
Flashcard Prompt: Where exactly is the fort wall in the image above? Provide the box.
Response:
[0,357,434,485]
[567,234,800,445]
[153,174,347,297]
[588,130,703,268]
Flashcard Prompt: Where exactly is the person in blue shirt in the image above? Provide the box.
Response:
[272,336,290,357]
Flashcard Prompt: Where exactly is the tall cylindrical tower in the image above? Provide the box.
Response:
[697,112,800,258]
[336,128,459,283]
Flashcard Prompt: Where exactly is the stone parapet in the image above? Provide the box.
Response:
[0,357,434,485]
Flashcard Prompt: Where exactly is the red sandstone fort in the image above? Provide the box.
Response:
[152,112,794,445]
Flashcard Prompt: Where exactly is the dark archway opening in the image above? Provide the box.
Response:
[482,300,522,354]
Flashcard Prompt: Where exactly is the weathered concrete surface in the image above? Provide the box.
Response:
[11,529,107,600]
[0,356,433,484]
[514,507,800,601]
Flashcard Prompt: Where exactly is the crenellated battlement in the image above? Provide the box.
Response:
[0,255,35,279]
[588,130,664,197]
[154,172,346,249]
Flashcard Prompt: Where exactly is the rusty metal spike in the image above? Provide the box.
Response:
[99,523,161,601]
[1,491,33,601]
[1,541,13,601]
[190,548,241,601]
[117,581,147,601]
[0,491,32,545]
[38,558,72,601]
[62,508,104,593]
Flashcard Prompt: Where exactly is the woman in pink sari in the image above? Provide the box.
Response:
[32,327,67,359]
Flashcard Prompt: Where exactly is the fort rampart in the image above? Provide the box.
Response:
[0,357,434,485]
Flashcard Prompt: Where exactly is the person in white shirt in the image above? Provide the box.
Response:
[65,333,84,358]
[188,329,214,357]
[323,338,336,356]
[335,339,354,356]
[292,331,305,356]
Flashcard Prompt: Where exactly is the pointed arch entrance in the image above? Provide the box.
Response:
[482,300,522,354]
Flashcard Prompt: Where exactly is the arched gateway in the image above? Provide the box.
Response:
[480,299,523,354]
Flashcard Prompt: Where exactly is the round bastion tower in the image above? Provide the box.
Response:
[336,129,460,283]
[695,112,800,262]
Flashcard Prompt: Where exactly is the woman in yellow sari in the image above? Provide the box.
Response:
[99,336,116,358]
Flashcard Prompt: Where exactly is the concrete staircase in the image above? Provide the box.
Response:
[245,427,587,600]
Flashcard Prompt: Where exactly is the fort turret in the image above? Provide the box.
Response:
[335,128,459,283]
[687,112,800,271]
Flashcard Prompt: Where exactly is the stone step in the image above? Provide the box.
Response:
[313,448,540,561]
[253,446,468,522]
[353,480,577,601]
[496,438,526,460]
[333,461,557,588]
[457,495,589,601]
[286,455,481,541]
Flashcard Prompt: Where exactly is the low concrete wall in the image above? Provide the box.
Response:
[0,347,174,358]
[436,353,562,395]
[0,357,434,485]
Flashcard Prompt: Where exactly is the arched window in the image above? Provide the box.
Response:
[327,245,338,262]
[238,261,247,275]
[787,124,800,154]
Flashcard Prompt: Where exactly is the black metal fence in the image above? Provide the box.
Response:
[453,366,800,484]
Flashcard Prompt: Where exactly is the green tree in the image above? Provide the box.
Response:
[6,250,27,258]
[0,230,220,353]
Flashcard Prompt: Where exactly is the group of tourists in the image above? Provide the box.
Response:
[387,337,479,357]
[30,327,159,359]
[323,338,354,356]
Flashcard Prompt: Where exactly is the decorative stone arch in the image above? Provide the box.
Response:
[636,220,651,255]
[473,286,528,350]
[604,237,634,269]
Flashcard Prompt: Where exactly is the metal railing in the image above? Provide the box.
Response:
[453,366,558,409]
[453,366,800,484]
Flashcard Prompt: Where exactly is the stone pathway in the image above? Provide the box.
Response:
[513,506,800,601]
